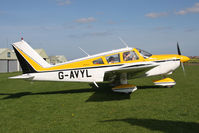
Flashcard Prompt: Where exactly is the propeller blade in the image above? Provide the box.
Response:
[177,42,186,77]
[181,62,186,76]
[177,42,181,55]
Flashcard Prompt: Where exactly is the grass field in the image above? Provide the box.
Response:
[0,65,199,133]
[188,58,199,64]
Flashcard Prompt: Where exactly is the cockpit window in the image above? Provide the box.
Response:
[136,48,152,59]
[106,54,120,64]
[123,51,139,61]
[93,58,104,64]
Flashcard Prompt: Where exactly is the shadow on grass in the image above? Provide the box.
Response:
[0,83,131,102]
[101,118,199,133]
[137,85,163,89]
[0,83,164,101]
[0,88,93,99]
[86,83,131,102]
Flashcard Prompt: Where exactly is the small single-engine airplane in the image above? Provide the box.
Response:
[9,38,190,94]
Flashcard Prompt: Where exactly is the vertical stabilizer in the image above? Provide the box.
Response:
[12,40,51,73]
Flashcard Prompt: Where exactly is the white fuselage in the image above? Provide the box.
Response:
[25,59,180,82]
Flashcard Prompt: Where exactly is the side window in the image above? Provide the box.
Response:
[106,54,120,64]
[123,51,139,61]
[93,58,104,64]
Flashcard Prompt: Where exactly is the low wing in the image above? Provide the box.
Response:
[104,63,157,81]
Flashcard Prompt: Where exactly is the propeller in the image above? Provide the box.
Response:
[177,42,186,76]
[177,42,181,55]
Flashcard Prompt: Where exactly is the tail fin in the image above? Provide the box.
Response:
[13,40,51,74]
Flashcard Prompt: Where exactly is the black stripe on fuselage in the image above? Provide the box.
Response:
[37,63,151,73]
[36,64,124,73]
[122,64,151,69]
[22,58,180,74]
[120,59,180,69]
[153,59,180,63]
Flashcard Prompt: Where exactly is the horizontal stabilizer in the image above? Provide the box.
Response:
[9,74,34,80]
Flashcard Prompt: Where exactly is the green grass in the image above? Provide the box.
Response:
[188,58,199,63]
[0,65,199,133]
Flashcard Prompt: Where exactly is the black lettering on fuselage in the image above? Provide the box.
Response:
[86,70,92,77]
[74,70,79,78]
[59,69,92,79]
[58,72,64,79]
[70,71,75,79]
[80,70,85,78]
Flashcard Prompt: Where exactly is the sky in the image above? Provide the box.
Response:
[0,0,199,60]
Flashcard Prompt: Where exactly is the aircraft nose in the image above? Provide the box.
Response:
[180,55,190,63]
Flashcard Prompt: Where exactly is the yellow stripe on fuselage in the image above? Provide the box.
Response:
[149,55,181,60]
[16,47,113,72]
[16,47,181,72]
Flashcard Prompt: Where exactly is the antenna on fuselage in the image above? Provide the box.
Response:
[118,37,129,48]
[78,47,90,56]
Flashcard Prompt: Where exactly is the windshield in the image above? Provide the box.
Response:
[136,48,152,59]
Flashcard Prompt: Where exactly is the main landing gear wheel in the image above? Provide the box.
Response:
[112,73,137,94]
[112,84,137,94]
